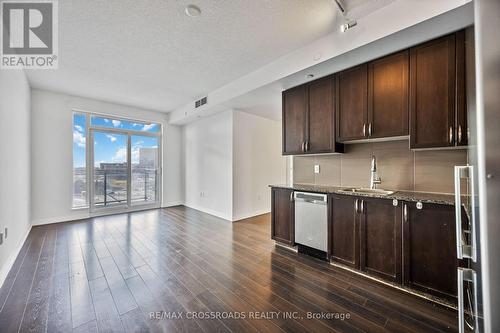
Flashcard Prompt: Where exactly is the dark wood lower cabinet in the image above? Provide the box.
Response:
[359,198,402,283]
[330,195,359,269]
[270,188,461,303]
[402,202,460,300]
[328,194,459,301]
[271,188,294,246]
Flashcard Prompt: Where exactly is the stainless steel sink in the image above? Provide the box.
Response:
[339,188,395,196]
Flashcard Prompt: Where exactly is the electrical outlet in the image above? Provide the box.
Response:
[314,164,320,174]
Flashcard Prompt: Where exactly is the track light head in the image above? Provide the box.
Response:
[340,20,357,33]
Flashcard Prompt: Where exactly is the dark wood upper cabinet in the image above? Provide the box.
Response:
[368,51,409,138]
[409,32,467,148]
[359,198,402,283]
[330,194,359,269]
[282,30,468,149]
[282,85,307,154]
[336,64,368,141]
[307,76,335,153]
[282,76,343,155]
[271,188,294,246]
[402,202,460,300]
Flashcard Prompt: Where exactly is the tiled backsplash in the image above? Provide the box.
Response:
[293,140,467,194]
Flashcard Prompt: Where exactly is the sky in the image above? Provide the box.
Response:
[73,114,159,168]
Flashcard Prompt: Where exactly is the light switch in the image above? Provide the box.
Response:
[314,164,320,174]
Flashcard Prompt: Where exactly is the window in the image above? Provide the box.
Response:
[72,111,162,210]
[90,115,160,132]
[73,113,87,207]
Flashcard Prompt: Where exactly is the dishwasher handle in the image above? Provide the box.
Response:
[294,192,328,205]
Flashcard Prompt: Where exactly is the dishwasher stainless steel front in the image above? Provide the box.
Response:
[294,191,328,252]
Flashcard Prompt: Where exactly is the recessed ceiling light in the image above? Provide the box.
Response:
[185,5,201,17]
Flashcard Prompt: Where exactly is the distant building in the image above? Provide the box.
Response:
[139,148,157,168]
[99,162,127,171]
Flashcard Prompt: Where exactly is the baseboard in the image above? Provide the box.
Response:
[182,203,232,221]
[32,205,165,226]
[31,212,91,226]
[161,201,184,208]
[0,224,32,289]
[232,209,270,222]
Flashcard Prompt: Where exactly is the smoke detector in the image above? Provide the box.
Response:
[185,5,201,17]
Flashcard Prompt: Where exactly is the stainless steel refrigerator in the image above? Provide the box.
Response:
[455,1,500,332]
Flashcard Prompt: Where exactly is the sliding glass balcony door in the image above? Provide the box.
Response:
[91,131,129,209]
[87,115,161,213]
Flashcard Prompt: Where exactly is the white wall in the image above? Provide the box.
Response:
[182,109,286,221]
[183,111,233,220]
[0,70,31,286]
[30,89,183,225]
[232,111,286,221]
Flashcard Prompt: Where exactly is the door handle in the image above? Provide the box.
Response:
[403,204,408,222]
[454,166,476,260]
[368,123,372,137]
[458,268,479,333]
[449,126,454,144]
[363,123,367,137]
[458,125,463,144]
[354,199,359,214]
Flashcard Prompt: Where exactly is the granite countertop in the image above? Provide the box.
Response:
[269,184,456,206]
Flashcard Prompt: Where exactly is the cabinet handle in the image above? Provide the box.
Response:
[301,141,305,152]
[363,123,367,137]
[305,141,310,152]
[290,191,294,202]
[403,204,408,222]
[368,123,372,137]
[360,200,364,213]
[449,126,454,144]
[458,268,479,333]
[455,165,476,260]
[458,125,463,144]
[354,199,359,214]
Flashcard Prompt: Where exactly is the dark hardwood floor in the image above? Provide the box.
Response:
[0,206,458,332]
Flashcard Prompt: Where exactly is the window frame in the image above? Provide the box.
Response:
[71,109,162,212]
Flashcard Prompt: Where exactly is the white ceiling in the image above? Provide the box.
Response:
[26,0,395,113]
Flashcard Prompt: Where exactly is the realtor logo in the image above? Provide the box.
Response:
[1,0,58,69]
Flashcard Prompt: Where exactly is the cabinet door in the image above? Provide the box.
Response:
[282,85,307,155]
[359,198,402,283]
[403,202,459,300]
[330,195,359,269]
[271,188,294,246]
[307,76,335,153]
[410,34,456,148]
[368,51,409,138]
[336,64,368,141]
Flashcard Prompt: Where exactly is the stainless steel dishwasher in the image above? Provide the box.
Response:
[294,192,328,257]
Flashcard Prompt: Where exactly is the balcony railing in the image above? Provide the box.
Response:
[73,167,158,207]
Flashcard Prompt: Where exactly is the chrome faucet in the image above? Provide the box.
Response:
[370,155,381,189]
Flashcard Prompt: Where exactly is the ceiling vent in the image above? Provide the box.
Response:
[195,96,207,108]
